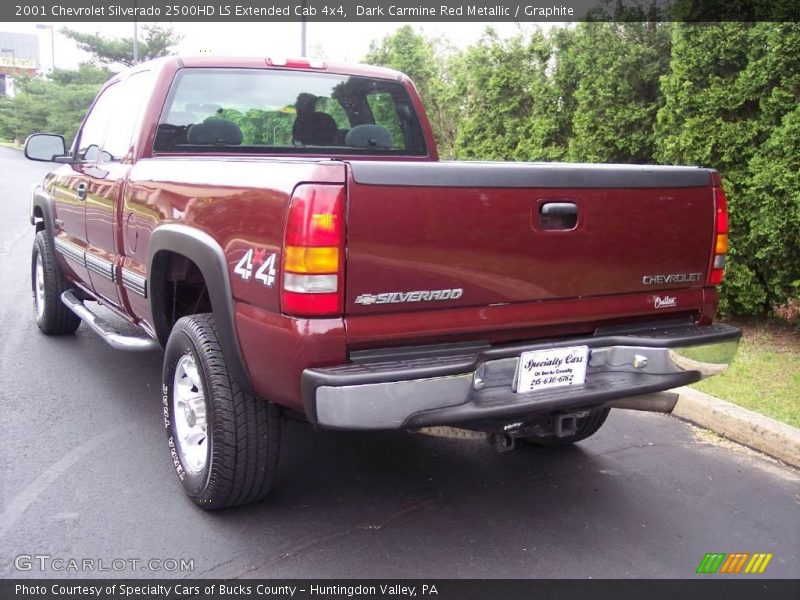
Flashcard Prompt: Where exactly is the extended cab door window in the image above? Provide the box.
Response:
[77,82,121,163]
[100,71,154,163]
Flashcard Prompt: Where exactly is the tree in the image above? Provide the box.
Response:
[546,26,581,156]
[61,24,181,68]
[586,0,670,21]
[0,26,180,143]
[365,26,461,157]
[0,63,112,144]
[732,24,800,316]
[566,22,671,163]
[452,27,572,162]
[656,23,800,315]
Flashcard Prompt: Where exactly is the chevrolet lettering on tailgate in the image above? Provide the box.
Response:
[642,272,703,285]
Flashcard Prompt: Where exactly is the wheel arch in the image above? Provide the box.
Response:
[147,224,252,393]
[31,186,55,236]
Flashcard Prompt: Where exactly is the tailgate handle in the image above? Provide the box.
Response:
[539,202,578,230]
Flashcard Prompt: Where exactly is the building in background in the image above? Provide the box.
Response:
[0,32,40,96]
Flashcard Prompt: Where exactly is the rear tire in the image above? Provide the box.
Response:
[520,408,610,447]
[31,231,80,335]
[163,313,280,509]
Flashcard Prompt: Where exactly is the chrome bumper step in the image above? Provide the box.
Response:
[303,324,741,430]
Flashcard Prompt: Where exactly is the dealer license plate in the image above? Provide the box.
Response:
[515,346,589,393]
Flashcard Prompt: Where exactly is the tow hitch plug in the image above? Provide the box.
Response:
[555,413,579,438]
[490,432,516,452]
[490,421,526,452]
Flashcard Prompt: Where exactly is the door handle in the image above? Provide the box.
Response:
[76,182,88,201]
[539,201,578,230]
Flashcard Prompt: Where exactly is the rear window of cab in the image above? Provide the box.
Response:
[154,68,428,156]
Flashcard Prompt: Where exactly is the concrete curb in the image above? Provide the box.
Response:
[672,386,800,469]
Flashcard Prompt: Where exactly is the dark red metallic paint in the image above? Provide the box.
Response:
[344,289,707,350]
[234,303,346,410]
[344,179,714,315]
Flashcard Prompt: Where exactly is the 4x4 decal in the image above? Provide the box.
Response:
[234,248,277,287]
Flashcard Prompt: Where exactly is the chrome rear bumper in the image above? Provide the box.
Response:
[303,323,740,430]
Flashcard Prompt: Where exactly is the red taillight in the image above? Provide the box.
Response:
[715,187,728,232]
[709,186,728,286]
[281,184,344,317]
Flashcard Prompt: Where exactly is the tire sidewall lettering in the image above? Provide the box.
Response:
[163,332,211,497]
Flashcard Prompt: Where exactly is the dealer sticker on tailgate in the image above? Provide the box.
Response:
[515,346,589,393]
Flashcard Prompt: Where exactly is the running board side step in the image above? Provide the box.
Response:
[61,290,160,351]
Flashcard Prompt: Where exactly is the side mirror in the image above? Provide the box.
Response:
[24,133,68,163]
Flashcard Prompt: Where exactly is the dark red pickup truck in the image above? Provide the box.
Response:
[25,56,740,509]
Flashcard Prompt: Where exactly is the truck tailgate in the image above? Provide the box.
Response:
[343,161,715,339]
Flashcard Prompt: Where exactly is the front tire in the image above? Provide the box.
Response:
[31,231,80,335]
[163,313,280,509]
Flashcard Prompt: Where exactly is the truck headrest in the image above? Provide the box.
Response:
[187,118,243,146]
[345,124,393,149]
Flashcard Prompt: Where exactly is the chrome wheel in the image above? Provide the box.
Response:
[172,353,209,474]
[34,253,45,318]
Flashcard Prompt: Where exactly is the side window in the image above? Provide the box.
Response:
[366,92,403,150]
[77,82,120,163]
[316,97,349,129]
[101,71,153,163]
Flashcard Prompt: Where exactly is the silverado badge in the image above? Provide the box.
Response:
[355,288,464,306]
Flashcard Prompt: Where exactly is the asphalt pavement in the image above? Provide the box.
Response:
[0,146,798,579]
